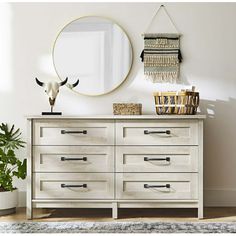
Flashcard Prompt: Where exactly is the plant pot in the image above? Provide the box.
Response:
[0,189,18,216]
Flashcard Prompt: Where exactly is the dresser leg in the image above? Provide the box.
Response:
[198,206,204,219]
[26,205,33,220]
[112,203,118,219]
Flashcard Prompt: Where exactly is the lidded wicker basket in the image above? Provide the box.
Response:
[153,87,199,115]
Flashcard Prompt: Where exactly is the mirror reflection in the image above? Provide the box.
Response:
[53,16,133,96]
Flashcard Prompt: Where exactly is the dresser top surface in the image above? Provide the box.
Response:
[26,114,206,120]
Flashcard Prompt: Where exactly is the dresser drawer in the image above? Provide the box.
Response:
[33,120,114,145]
[116,120,198,145]
[33,146,114,172]
[33,173,114,199]
[116,146,198,172]
[116,173,198,200]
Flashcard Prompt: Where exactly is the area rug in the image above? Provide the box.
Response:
[1,222,236,233]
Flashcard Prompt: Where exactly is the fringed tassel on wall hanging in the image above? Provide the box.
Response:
[140,5,183,83]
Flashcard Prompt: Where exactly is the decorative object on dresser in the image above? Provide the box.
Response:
[0,123,26,216]
[140,5,182,83]
[27,115,205,219]
[35,78,79,115]
[113,103,142,115]
[153,86,199,115]
[53,16,133,96]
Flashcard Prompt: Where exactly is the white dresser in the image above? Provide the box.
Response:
[27,115,205,219]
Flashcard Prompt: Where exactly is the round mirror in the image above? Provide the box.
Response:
[53,16,133,96]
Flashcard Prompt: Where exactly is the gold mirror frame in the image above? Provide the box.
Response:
[52,15,133,96]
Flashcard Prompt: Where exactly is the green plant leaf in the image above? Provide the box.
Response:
[14,159,26,179]
[7,149,17,165]
[0,123,26,150]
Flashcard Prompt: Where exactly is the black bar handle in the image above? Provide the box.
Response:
[144,130,171,135]
[61,130,87,134]
[144,157,170,162]
[61,184,87,188]
[61,157,87,161]
[144,184,170,189]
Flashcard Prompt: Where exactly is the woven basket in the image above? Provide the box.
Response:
[153,89,199,115]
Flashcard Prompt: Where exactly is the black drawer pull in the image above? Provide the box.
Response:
[144,184,170,189]
[144,130,171,135]
[61,184,87,188]
[61,130,87,134]
[61,157,87,161]
[144,157,170,162]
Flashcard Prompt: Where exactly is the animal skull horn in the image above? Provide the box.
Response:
[35,77,44,87]
[59,77,68,86]
[71,79,79,88]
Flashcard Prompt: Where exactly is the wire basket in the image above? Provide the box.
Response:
[153,88,199,115]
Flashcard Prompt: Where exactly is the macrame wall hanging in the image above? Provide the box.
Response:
[140,5,182,83]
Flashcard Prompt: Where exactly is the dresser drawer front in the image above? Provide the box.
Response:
[33,146,114,172]
[33,120,114,145]
[116,120,198,145]
[116,173,198,200]
[116,146,198,172]
[33,173,114,199]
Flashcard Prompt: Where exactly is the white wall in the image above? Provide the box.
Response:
[0,2,236,207]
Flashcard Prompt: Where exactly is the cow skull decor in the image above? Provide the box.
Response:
[35,77,79,115]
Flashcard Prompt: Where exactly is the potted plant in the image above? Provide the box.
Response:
[0,123,26,216]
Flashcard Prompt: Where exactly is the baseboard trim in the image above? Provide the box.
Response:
[18,189,236,207]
